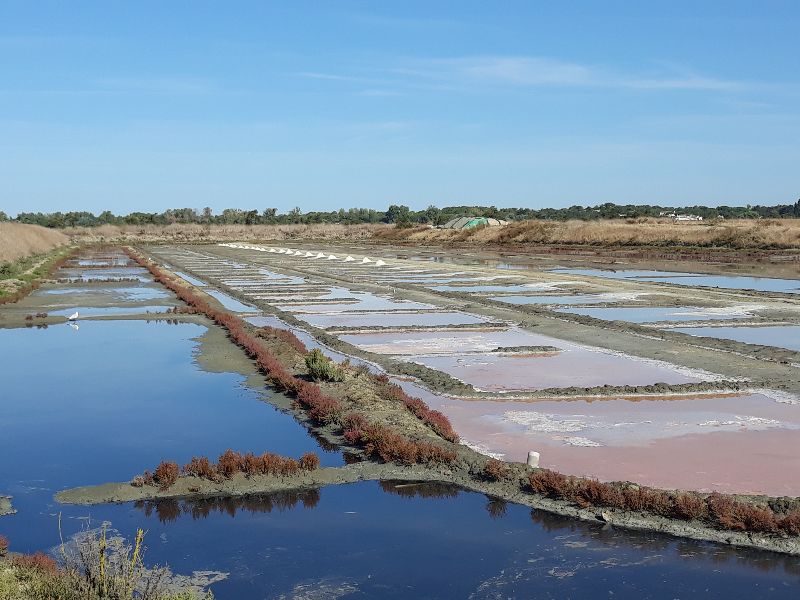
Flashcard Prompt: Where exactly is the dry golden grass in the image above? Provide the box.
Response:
[0,223,70,263]
[63,222,383,244]
[375,218,800,250]
[32,217,800,250]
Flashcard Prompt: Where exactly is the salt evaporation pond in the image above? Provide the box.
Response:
[493,294,642,306]
[431,283,571,293]
[557,306,756,323]
[552,268,800,294]
[44,305,174,317]
[205,289,259,312]
[37,285,171,301]
[295,311,488,329]
[428,393,800,496]
[7,481,794,598]
[673,325,800,352]
[340,328,708,390]
[58,267,152,282]
[0,320,342,554]
[287,293,435,313]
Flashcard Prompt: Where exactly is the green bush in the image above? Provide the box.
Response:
[304,349,345,382]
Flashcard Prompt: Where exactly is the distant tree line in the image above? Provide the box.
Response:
[4,200,800,228]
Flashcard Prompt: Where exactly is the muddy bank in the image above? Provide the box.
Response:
[56,463,800,557]
[0,495,14,517]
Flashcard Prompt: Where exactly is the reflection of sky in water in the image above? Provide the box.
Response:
[205,290,259,312]
[493,294,636,306]
[16,482,800,598]
[173,271,207,286]
[552,268,800,294]
[431,284,572,293]
[296,311,487,329]
[288,292,435,313]
[45,305,173,317]
[557,306,756,323]
[674,325,800,351]
[58,268,151,282]
[36,286,170,301]
[0,320,341,555]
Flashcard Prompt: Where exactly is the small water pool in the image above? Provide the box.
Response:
[673,325,800,351]
[557,306,757,323]
[552,268,800,294]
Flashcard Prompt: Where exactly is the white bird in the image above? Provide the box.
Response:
[67,311,79,321]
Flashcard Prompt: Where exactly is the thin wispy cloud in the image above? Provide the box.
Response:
[403,56,743,91]
[301,55,744,93]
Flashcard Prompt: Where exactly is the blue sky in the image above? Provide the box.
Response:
[1,1,798,215]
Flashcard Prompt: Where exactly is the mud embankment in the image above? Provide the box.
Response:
[57,463,800,557]
[0,495,15,517]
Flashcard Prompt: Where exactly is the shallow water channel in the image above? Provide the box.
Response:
[23,481,800,598]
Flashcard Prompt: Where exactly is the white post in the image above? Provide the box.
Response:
[527,451,540,468]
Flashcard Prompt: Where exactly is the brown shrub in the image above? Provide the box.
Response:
[415,441,458,464]
[299,452,320,471]
[12,552,58,574]
[130,475,145,488]
[261,452,284,476]
[707,493,746,530]
[483,459,510,481]
[183,456,217,480]
[779,510,800,535]
[740,504,778,533]
[373,377,459,443]
[572,479,625,509]
[242,452,263,477]
[280,458,299,476]
[295,383,343,423]
[622,487,672,516]
[141,470,154,486]
[153,461,180,490]
[672,493,706,520]
[342,412,368,431]
[217,449,244,478]
[258,326,307,354]
[528,469,571,498]
[0,534,8,556]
